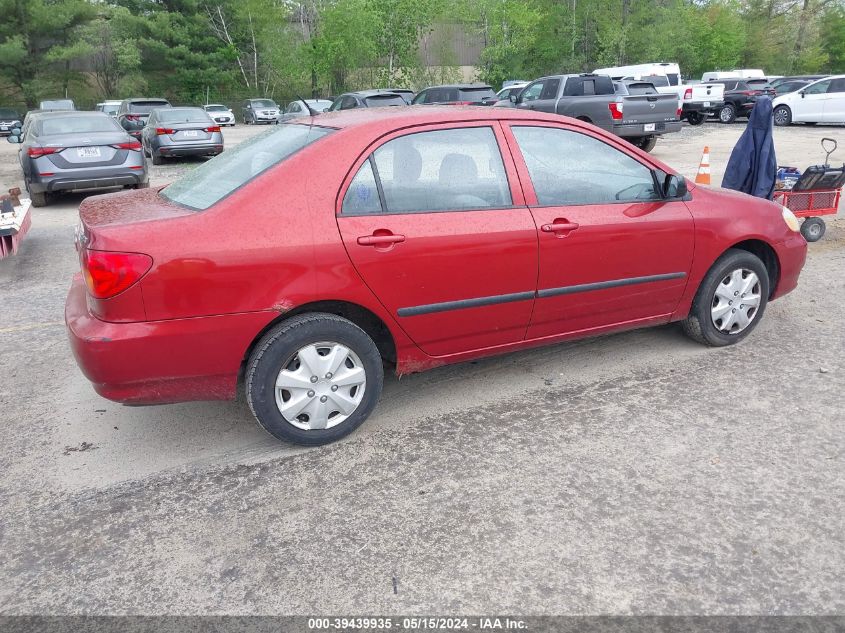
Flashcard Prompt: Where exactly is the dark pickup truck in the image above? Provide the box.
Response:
[511,73,681,152]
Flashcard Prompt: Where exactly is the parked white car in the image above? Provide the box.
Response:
[772,75,845,126]
[203,104,236,126]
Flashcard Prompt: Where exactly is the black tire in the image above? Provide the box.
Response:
[773,105,792,127]
[801,217,825,242]
[631,135,657,152]
[135,181,150,189]
[29,189,47,207]
[151,150,163,166]
[681,248,770,347]
[246,313,384,446]
[718,103,737,124]
[686,111,706,126]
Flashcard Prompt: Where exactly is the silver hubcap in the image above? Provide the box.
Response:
[720,107,732,122]
[274,342,366,431]
[775,109,787,124]
[711,268,761,334]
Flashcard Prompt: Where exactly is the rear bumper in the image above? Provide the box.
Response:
[771,233,807,300]
[614,121,682,137]
[32,167,147,193]
[65,274,276,404]
[156,142,224,157]
[683,101,723,115]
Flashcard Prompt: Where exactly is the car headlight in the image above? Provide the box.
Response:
[782,206,800,232]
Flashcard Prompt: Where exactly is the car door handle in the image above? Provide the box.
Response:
[541,221,580,233]
[357,233,405,246]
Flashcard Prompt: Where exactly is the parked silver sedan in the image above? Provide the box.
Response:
[6,111,147,207]
[141,107,224,165]
[276,99,333,123]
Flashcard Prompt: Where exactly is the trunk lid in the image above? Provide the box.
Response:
[79,187,193,249]
[38,131,135,167]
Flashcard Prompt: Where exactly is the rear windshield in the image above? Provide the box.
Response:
[459,87,496,101]
[0,108,19,119]
[101,104,120,115]
[624,82,658,95]
[364,95,407,107]
[40,100,74,110]
[642,75,669,87]
[157,108,210,123]
[38,115,120,136]
[129,101,170,114]
[251,100,277,108]
[162,124,334,210]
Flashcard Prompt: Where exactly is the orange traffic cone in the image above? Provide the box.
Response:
[695,146,711,185]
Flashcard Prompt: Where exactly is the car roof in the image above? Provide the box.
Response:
[344,90,405,97]
[31,110,111,120]
[289,104,593,130]
[124,97,169,103]
[204,103,228,107]
[421,84,493,89]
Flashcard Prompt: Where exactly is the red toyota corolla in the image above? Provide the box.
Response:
[66,107,807,445]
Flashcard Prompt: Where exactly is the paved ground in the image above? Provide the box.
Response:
[0,119,843,614]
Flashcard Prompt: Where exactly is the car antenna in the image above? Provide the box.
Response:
[297,95,320,117]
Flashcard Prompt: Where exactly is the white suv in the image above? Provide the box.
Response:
[773,75,844,126]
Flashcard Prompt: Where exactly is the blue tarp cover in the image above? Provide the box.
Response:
[721,96,777,200]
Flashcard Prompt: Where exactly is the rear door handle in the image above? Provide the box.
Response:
[357,233,405,246]
[541,221,580,233]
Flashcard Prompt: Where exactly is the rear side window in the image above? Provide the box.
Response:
[511,125,661,205]
[351,127,511,214]
[666,73,679,86]
[162,124,333,210]
[827,78,845,93]
[342,159,381,215]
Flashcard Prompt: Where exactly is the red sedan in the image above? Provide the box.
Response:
[66,107,807,445]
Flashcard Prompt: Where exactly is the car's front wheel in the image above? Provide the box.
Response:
[773,105,792,126]
[682,249,770,347]
[246,313,384,445]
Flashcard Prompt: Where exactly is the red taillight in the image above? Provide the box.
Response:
[155,128,175,135]
[677,106,682,118]
[81,249,152,299]
[125,114,141,121]
[740,90,759,96]
[111,141,142,151]
[28,146,62,158]
[683,88,692,100]
[205,125,221,132]
[608,102,624,120]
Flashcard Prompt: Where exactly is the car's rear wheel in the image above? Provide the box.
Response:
[718,104,737,124]
[686,112,706,126]
[246,313,384,445]
[773,105,792,126]
[151,150,163,166]
[630,135,657,152]
[682,249,769,347]
[29,190,47,207]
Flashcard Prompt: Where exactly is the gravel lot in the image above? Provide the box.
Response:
[0,118,843,614]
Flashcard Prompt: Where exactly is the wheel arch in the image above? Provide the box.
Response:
[238,300,398,388]
[725,239,780,298]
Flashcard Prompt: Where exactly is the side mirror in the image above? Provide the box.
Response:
[663,174,688,199]
[799,90,805,98]
[509,94,518,103]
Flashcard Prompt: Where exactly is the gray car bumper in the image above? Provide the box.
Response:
[614,121,682,137]
[31,168,147,193]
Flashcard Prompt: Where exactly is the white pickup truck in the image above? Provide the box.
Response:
[594,63,725,125]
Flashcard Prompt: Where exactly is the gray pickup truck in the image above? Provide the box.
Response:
[510,73,681,152]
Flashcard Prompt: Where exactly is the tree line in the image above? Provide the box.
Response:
[1,0,844,109]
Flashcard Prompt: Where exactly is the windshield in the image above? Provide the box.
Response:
[252,100,277,108]
[205,105,228,112]
[162,124,334,210]
[157,108,210,123]
[0,108,20,119]
[38,115,120,136]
